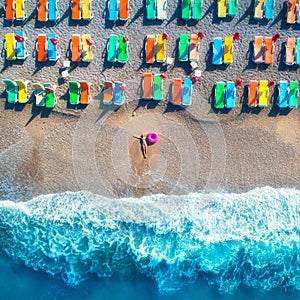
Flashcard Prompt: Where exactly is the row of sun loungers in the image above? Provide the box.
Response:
[285,37,300,65]
[71,0,92,21]
[145,34,167,63]
[253,36,274,64]
[70,34,93,62]
[254,0,275,20]
[4,32,28,60]
[218,0,238,18]
[107,35,129,63]
[108,0,129,21]
[103,81,126,105]
[212,36,233,65]
[181,0,203,20]
[68,81,92,105]
[37,0,59,22]
[214,81,236,109]
[5,0,26,21]
[287,0,300,24]
[179,33,200,62]
[277,80,299,108]
[36,33,59,62]
[146,0,167,20]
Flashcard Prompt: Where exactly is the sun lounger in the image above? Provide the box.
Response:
[254,0,264,19]
[253,36,263,64]
[3,79,18,103]
[5,33,16,60]
[179,34,189,62]
[189,34,199,61]
[36,34,47,62]
[277,81,289,108]
[265,0,275,19]
[223,36,233,64]
[218,0,227,18]
[82,0,92,20]
[32,83,46,106]
[212,37,223,65]
[37,0,48,21]
[5,0,15,21]
[71,0,81,20]
[82,34,93,62]
[71,34,81,62]
[225,81,236,108]
[69,81,80,105]
[182,0,191,19]
[181,78,193,106]
[193,0,203,19]
[287,0,296,24]
[15,0,26,20]
[119,0,129,20]
[289,81,299,108]
[156,34,166,62]
[103,81,114,104]
[109,0,119,21]
[258,80,268,107]
[145,35,155,64]
[118,35,129,63]
[295,37,300,65]
[79,81,91,104]
[285,37,295,65]
[44,83,57,108]
[47,33,59,61]
[228,0,238,17]
[16,80,29,103]
[143,73,153,99]
[248,80,258,107]
[147,0,156,20]
[15,31,28,60]
[157,0,167,19]
[153,74,163,101]
[48,0,59,21]
[215,81,225,109]
[264,36,274,64]
[113,82,125,105]
[297,0,300,23]
[107,35,118,63]
[172,78,183,105]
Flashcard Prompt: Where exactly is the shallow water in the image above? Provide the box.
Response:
[0,187,299,299]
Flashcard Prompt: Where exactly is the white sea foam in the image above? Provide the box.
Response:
[0,187,299,294]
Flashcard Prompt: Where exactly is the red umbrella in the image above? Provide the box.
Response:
[45,86,54,93]
[160,73,167,80]
[15,35,25,42]
[235,78,243,87]
[233,32,241,41]
[268,80,275,87]
[197,32,205,40]
[162,33,169,41]
[50,38,59,46]
[123,36,129,43]
[120,85,126,91]
[190,76,198,84]
[272,34,280,43]
[86,38,93,46]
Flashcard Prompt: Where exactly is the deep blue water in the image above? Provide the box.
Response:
[0,187,299,299]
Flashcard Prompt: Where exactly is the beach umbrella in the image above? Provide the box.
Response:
[123,36,129,43]
[45,86,54,93]
[15,35,25,42]
[86,38,93,46]
[268,80,275,87]
[272,34,280,43]
[197,32,205,40]
[235,78,243,87]
[160,74,167,80]
[191,76,198,84]
[50,38,59,45]
[162,33,169,40]
[120,85,126,91]
[233,32,241,41]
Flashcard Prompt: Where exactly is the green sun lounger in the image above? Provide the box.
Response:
[296,38,300,65]
[192,0,203,19]
[215,81,225,109]
[118,35,128,63]
[3,79,18,103]
[44,83,57,108]
[228,0,238,17]
[107,35,118,63]
[153,74,163,101]
[147,0,156,20]
[179,34,189,62]
[69,81,80,105]
[182,0,191,19]
[289,81,299,108]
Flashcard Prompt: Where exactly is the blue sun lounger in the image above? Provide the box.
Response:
[109,0,119,21]
[113,82,125,105]
[181,78,193,106]
[265,0,275,19]
[225,81,235,108]
[212,37,223,65]
[15,31,28,60]
[47,33,59,61]
[277,81,289,108]
[48,0,59,21]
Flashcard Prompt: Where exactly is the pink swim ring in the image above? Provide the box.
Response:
[147,132,159,144]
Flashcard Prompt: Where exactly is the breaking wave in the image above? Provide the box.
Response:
[0,187,299,294]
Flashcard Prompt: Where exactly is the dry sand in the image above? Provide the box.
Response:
[0,0,300,201]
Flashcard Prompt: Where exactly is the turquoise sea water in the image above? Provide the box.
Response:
[0,187,299,299]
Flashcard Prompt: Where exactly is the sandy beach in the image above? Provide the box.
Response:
[0,0,300,201]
